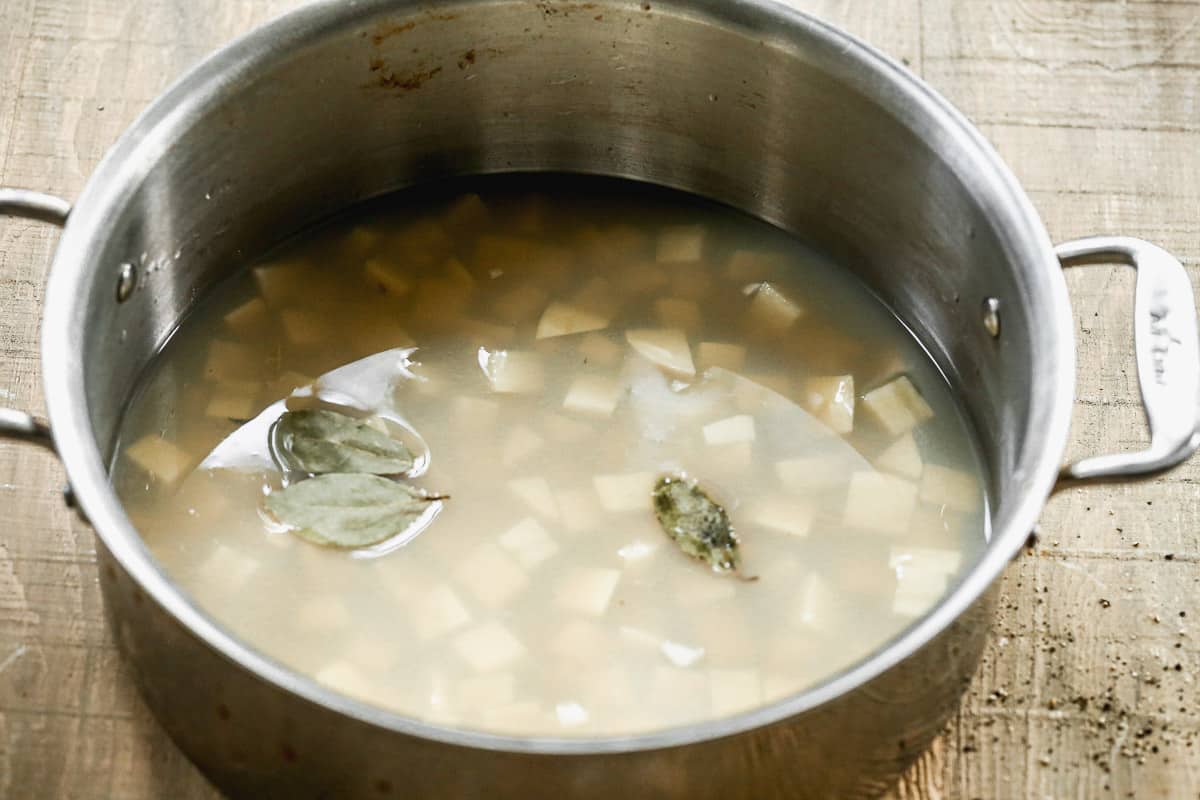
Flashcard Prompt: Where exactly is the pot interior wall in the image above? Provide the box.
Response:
[77,0,1060,549]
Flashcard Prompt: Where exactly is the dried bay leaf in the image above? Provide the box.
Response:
[273,409,413,475]
[652,474,753,578]
[265,473,445,548]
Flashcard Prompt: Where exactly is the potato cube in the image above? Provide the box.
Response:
[654,297,701,333]
[563,375,623,418]
[454,544,528,608]
[253,261,310,306]
[502,425,544,467]
[697,341,746,372]
[796,572,837,633]
[725,250,785,282]
[617,262,670,294]
[650,666,709,715]
[919,464,981,513]
[577,332,623,367]
[544,413,592,443]
[364,258,412,297]
[506,477,559,520]
[888,546,963,576]
[746,282,804,332]
[549,620,611,663]
[295,596,351,632]
[660,639,706,668]
[874,433,923,480]
[498,517,559,568]
[748,497,815,538]
[125,435,193,486]
[453,622,526,672]
[479,349,544,394]
[536,301,610,339]
[205,384,260,421]
[616,538,661,566]
[625,328,695,378]
[741,372,792,401]
[392,219,451,268]
[314,660,373,701]
[842,471,918,534]
[443,192,489,232]
[655,225,705,263]
[703,414,756,446]
[489,283,547,323]
[803,375,855,434]
[280,308,332,346]
[775,455,856,493]
[554,567,621,616]
[555,487,603,532]
[204,339,261,382]
[709,669,762,717]
[571,277,622,319]
[861,375,933,436]
[593,472,655,512]
[410,583,472,640]
[193,542,259,590]
[223,297,269,335]
[454,672,515,709]
[892,567,950,617]
[451,396,500,432]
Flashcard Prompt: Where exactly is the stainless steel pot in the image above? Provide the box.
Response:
[1,1,1197,797]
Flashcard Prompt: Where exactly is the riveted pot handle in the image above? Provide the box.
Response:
[0,188,71,454]
[1056,236,1200,486]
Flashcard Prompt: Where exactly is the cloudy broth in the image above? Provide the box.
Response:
[112,175,988,737]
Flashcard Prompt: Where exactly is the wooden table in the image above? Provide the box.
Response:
[2,1,1197,797]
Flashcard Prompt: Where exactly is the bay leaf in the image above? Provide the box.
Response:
[652,474,752,578]
[273,408,413,475]
[265,473,446,548]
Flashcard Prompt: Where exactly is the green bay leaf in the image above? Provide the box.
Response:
[273,409,413,475]
[265,473,444,548]
[652,474,751,578]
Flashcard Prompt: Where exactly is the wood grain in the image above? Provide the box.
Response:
[1,1,1197,798]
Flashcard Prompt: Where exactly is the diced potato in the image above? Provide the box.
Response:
[444,257,476,290]
[454,672,515,709]
[498,517,559,568]
[725,249,785,282]
[616,538,661,566]
[479,349,544,394]
[253,261,310,306]
[205,384,260,421]
[506,478,559,520]
[453,622,526,672]
[669,268,714,301]
[746,282,804,332]
[617,262,670,294]
[555,487,603,533]
[443,192,489,232]
[748,497,815,538]
[842,471,918,534]
[296,596,351,632]
[655,225,706,263]
[709,669,762,717]
[554,567,621,616]
[493,284,550,324]
[280,308,333,346]
[571,277,622,319]
[741,372,792,401]
[703,414,756,446]
[672,568,738,606]
[795,572,837,633]
[861,375,933,436]
[775,455,855,493]
[577,223,649,265]
[475,236,571,276]
[654,297,701,333]
[875,433,923,480]
[536,301,610,339]
[223,297,269,335]
[701,441,753,478]
[125,435,193,485]
[577,333,623,367]
[660,639,706,668]
[563,374,623,418]
[410,583,472,640]
[889,546,963,576]
[392,219,452,268]
[650,666,709,713]
[454,544,529,608]
[544,413,593,443]
[549,619,610,663]
[891,566,950,617]
[364,258,412,297]
[803,375,855,434]
[314,660,373,701]
[193,542,259,590]
[451,396,500,432]
[593,471,655,512]
[502,425,544,467]
[625,328,695,378]
[919,464,981,513]
[697,341,746,372]
[204,339,261,382]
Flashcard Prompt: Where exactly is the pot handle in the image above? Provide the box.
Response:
[1056,236,1200,486]
[0,188,71,454]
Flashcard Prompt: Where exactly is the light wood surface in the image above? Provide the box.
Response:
[1,1,1197,797]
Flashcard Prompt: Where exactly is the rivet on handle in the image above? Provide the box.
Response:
[116,262,137,303]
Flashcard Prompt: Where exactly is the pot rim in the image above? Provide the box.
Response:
[41,0,1075,755]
